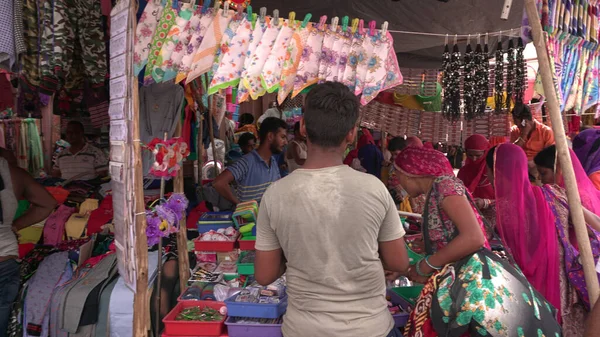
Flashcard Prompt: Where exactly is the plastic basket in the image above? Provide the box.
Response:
[194,237,237,252]
[224,293,287,319]
[390,285,424,307]
[237,251,255,275]
[387,289,410,328]
[162,301,227,336]
[197,212,234,233]
[238,238,255,251]
[406,243,424,265]
[225,317,282,337]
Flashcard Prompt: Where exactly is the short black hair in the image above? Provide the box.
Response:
[534,145,556,170]
[486,146,497,170]
[238,132,256,147]
[512,103,533,121]
[303,82,359,148]
[67,120,85,133]
[258,117,287,142]
[239,113,255,127]
[293,121,301,133]
[388,137,407,152]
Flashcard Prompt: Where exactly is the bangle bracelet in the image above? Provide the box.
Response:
[425,256,442,270]
[415,259,433,277]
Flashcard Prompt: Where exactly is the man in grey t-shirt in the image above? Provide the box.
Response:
[255,82,409,337]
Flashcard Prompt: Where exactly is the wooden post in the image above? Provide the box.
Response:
[208,93,219,178]
[173,123,190,291]
[525,0,599,306]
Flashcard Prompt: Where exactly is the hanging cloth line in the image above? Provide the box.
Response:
[387,27,522,38]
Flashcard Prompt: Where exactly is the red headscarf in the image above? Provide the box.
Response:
[457,135,494,199]
[344,129,375,166]
[405,136,423,148]
[394,146,454,177]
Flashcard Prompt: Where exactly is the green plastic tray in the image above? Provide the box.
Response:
[406,243,424,265]
[391,285,424,306]
[237,251,255,275]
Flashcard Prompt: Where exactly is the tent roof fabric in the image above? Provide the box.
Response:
[248,0,525,68]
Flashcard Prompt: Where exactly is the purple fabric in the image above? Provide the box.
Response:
[542,186,600,311]
[573,128,600,176]
[43,205,76,246]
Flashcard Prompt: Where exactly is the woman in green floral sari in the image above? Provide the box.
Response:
[391,146,562,337]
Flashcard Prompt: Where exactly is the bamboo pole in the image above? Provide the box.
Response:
[524,0,599,307]
[207,88,219,178]
[154,132,168,336]
[173,123,190,291]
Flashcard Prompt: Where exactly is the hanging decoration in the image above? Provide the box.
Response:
[514,38,526,105]
[477,37,490,116]
[442,39,462,121]
[505,39,516,112]
[494,40,504,114]
[144,137,191,178]
[463,40,476,120]
[146,193,189,246]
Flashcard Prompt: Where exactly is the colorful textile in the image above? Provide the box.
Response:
[152,4,194,83]
[235,20,266,103]
[341,30,365,93]
[186,9,233,83]
[457,135,494,199]
[277,24,310,104]
[143,0,177,85]
[209,17,243,81]
[240,20,281,101]
[555,148,600,215]
[162,7,203,82]
[208,18,253,94]
[361,33,402,105]
[317,26,337,83]
[353,32,377,96]
[394,146,454,177]
[292,25,324,97]
[175,9,214,83]
[509,120,555,160]
[573,128,600,176]
[133,0,165,76]
[261,21,294,93]
[43,205,76,246]
[326,29,350,82]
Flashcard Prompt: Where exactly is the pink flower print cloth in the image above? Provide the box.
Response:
[292,26,325,97]
[176,10,214,83]
[342,32,365,92]
[260,21,294,93]
[360,32,403,105]
[209,18,243,84]
[162,7,204,82]
[240,20,281,101]
[354,33,377,96]
[134,1,165,76]
[144,0,177,85]
[209,18,253,95]
[336,32,353,82]
[277,24,310,104]
[318,28,337,83]
[237,21,266,103]
[324,29,346,82]
[186,9,234,83]
[152,5,193,83]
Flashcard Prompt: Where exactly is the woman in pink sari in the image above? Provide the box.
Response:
[488,143,599,336]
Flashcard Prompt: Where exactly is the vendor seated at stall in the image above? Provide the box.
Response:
[237,132,256,155]
[51,121,108,180]
[213,117,287,205]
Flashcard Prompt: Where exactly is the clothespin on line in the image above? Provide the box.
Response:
[213,0,220,15]
[259,7,266,23]
[318,15,327,31]
[301,13,312,28]
[289,12,296,26]
[246,5,252,21]
[381,21,388,35]
[330,16,339,31]
[273,9,279,26]
[358,19,365,35]
[351,18,359,34]
[369,20,376,36]
[342,16,349,32]
[201,0,211,13]
[222,0,229,16]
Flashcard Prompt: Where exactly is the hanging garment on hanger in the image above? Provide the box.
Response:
[22,0,39,87]
[144,0,178,85]
[277,23,310,104]
[186,9,234,83]
[261,20,294,94]
[152,4,194,83]
[208,16,244,84]
[292,25,325,97]
[162,7,203,82]
[175,8,215,83]
[239,19,281,101]
[133,0,165,76]
[236,20,267,103]
[209,18,253,94]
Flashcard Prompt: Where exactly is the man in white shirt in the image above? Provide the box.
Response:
[255,82,409,337]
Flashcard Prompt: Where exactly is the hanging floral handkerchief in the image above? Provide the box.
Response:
[236,21,266,103]
[360,32,403,105]
[208,18,253,95]
[144,0,178,85]
[240,19,281,101]
[260,20,294,94]
[152,5,193,83]
[186,9,234,83]
[134,0,165,76]
[209,17,244,83]
[324,28,347,82]
[570,45,589,113]
[342,28,366,93]
[318,26,337,83]
[277,24,310,104]
[335,30,353,82]
[583,50,599,111]
[292,25,325,97]
[176,9,214,83]
[354,33,378,96]
[162,7,203,82]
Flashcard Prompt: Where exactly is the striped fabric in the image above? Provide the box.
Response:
[227,150,280,203]
[53,143,108,180]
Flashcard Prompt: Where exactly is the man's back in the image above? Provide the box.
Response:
[256,165,404,337]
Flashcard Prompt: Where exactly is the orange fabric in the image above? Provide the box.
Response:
[589,172,600,190]
[510,121,555,160]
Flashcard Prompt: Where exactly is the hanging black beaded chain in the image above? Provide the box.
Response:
[476,40,490,116]
[443,43,462,121]
[505,39,516,113]
[494,40,505,114]
[464,42,477,120]
[441,43,452,120]
[514,38,526,106]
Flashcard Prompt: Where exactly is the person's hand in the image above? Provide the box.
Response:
[407,260,433,284]
[475,198,486,209]
[385,270,401,281]
[519,120,534,139]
